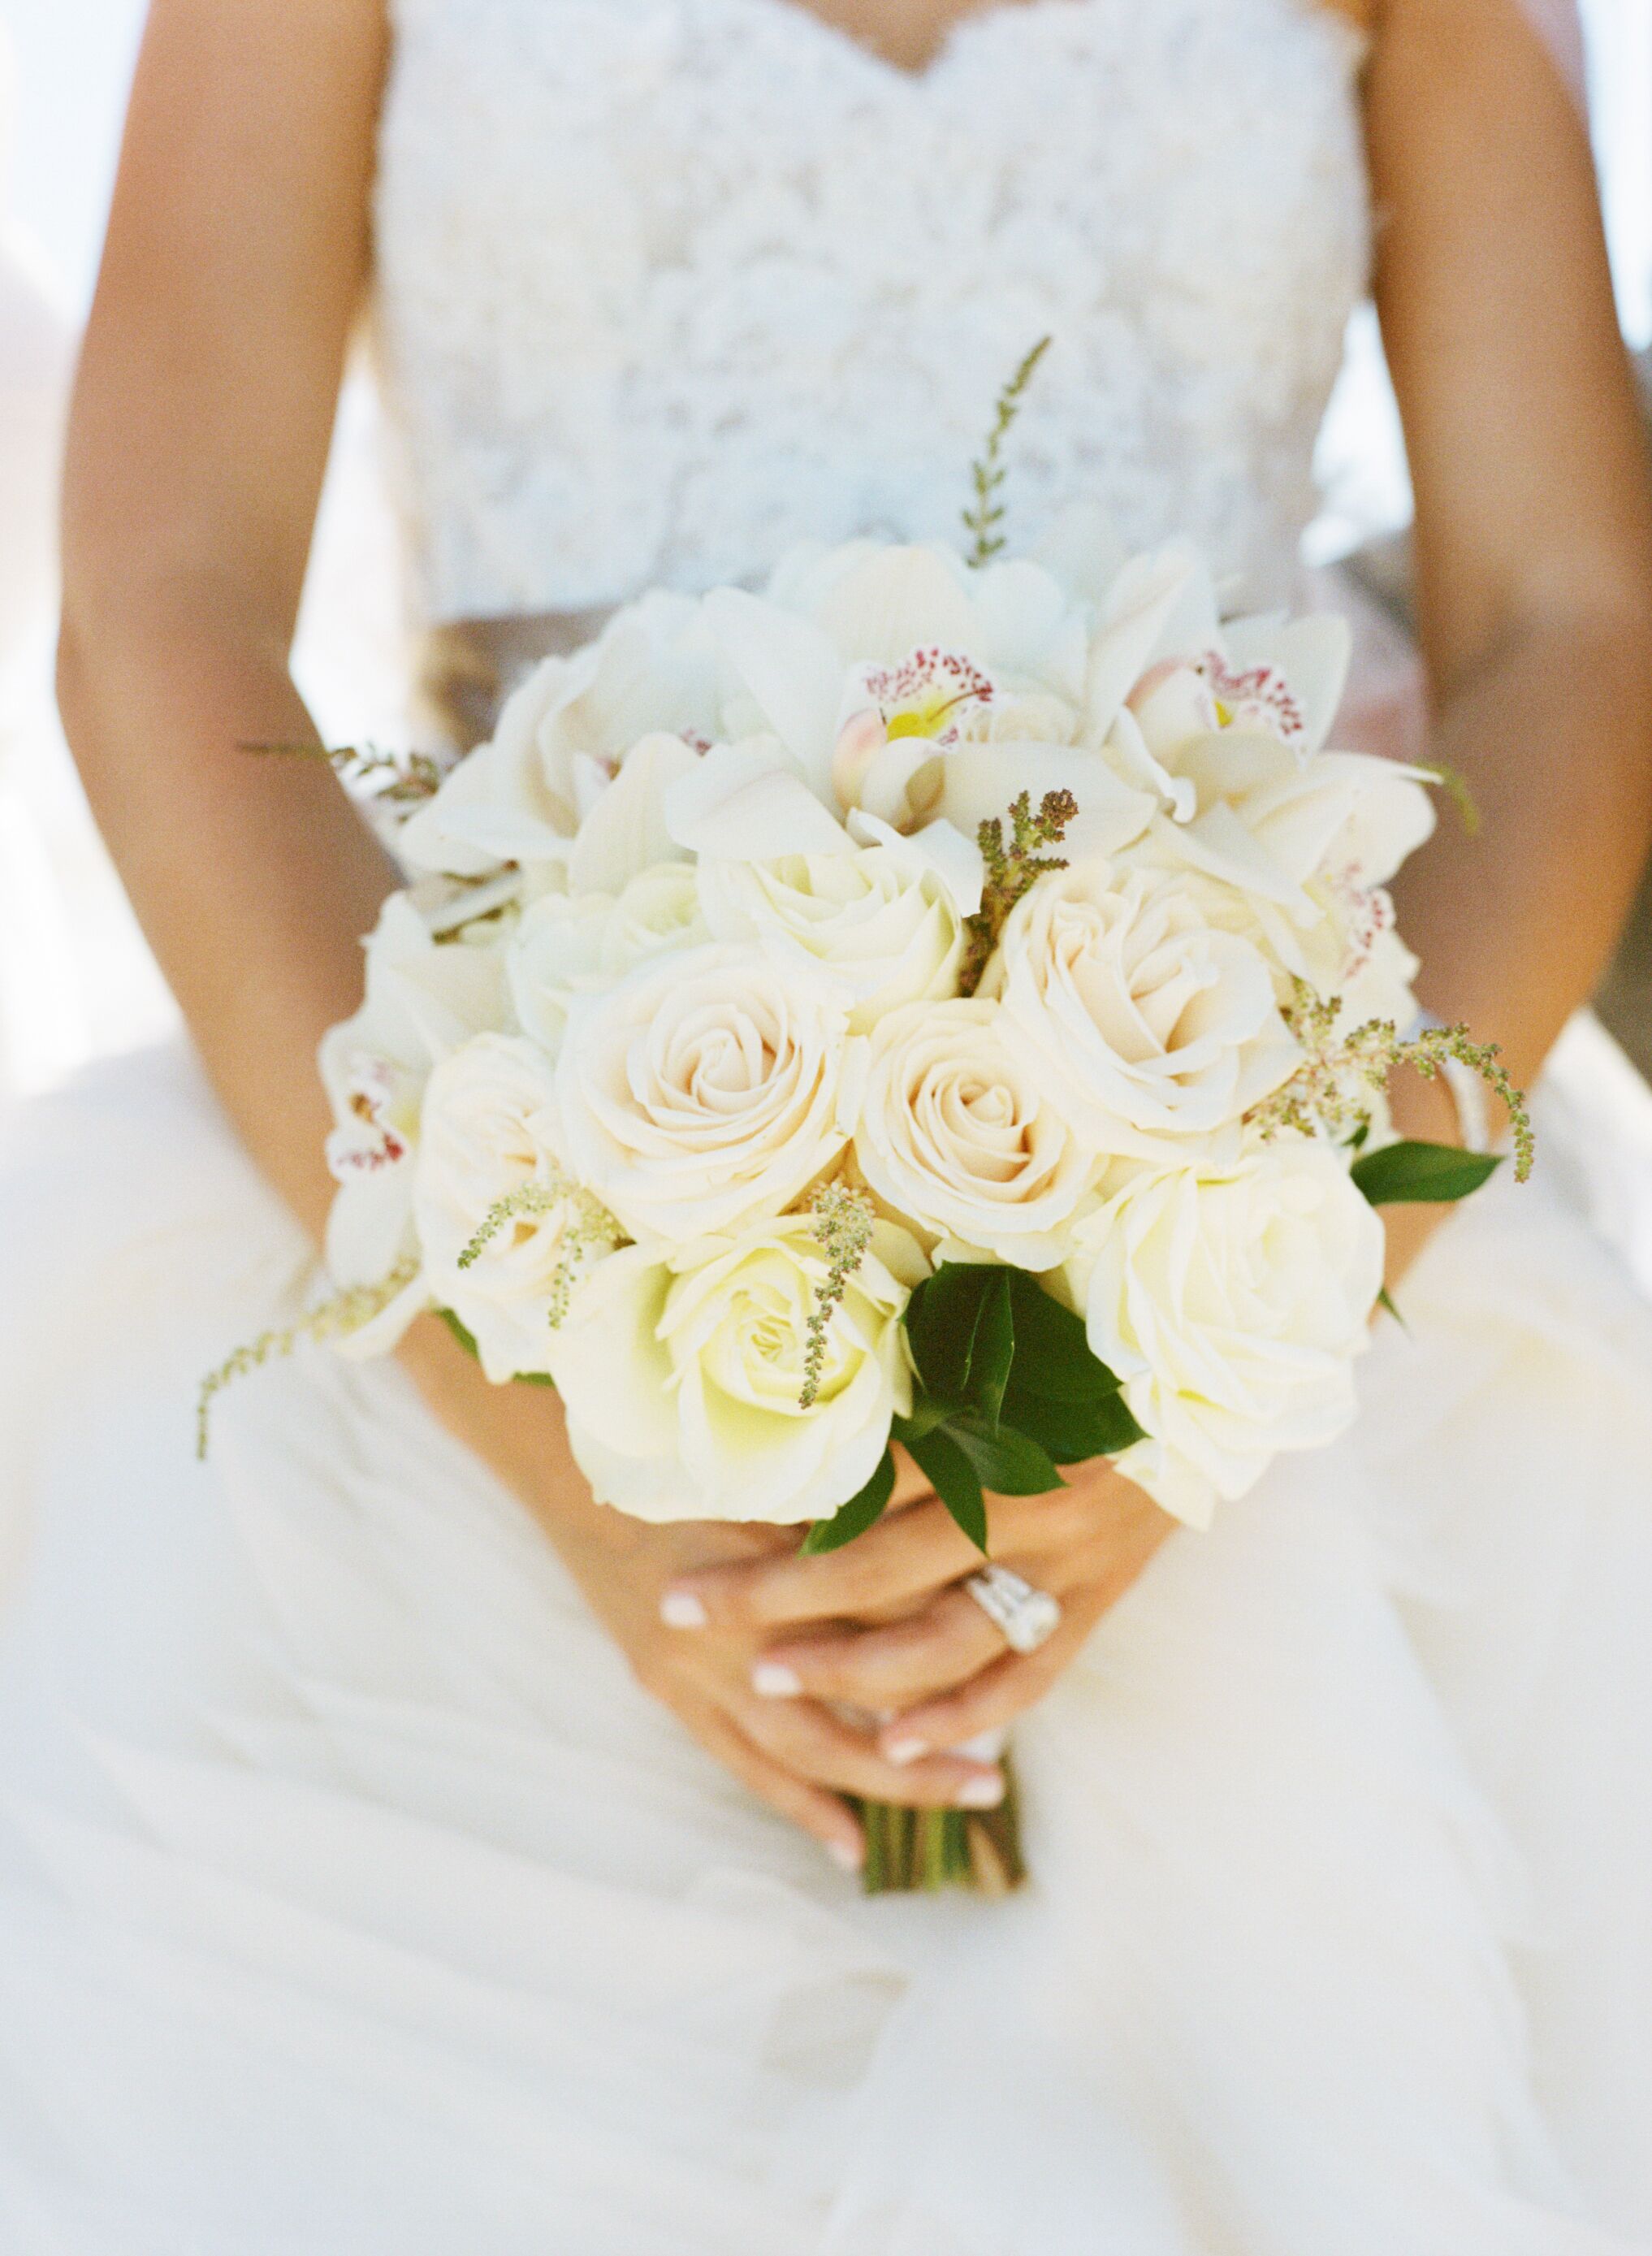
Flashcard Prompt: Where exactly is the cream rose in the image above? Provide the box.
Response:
[546,1214,924,1524]
[988,861,1300,1160]
[413,1034,621,1383]
[554,942,852,1244]
[1063,1145,1384,1526]
[698,832,967,1032]
[846,999,1097,1268]
[506,864,707,1057]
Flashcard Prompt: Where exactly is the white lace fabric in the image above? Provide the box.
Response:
[372,0,1369,626]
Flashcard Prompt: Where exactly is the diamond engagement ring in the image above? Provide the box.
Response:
[963,1565,1062,1656]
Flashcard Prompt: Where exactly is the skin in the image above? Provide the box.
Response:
[59,0,1652,1874]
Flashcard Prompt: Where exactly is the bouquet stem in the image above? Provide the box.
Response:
[854,1765,1026,1895]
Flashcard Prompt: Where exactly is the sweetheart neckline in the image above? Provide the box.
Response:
[754,0,1093,84]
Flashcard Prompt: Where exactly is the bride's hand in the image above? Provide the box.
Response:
[400,1315,1010,1873]
[663,1453,1175,1772]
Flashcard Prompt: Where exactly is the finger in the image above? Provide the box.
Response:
[685,1702,866,1874]
[751,1585,1006,1710]
[874,1599,1105,1760]
[738,1694,1006,1810]
[663,1496,990,1633]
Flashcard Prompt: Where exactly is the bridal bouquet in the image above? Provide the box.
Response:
[206,358,1528,1892]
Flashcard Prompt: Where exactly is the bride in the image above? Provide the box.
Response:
[2,0,1651,2246]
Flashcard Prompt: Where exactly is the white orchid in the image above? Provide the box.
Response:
[399,593,717,880]
[320,890,512,1355]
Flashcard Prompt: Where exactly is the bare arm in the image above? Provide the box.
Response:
[58,0,398,1241]
[1370,0,1652,1096]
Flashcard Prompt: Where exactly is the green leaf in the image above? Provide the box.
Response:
[1351,1139,1503,1207]
[967,1268,1015,1430]
[802,1448,897,1554]
[438,1306,481,1360]
[1001,1271,1123,1405]
[905,1263,996,1405]
[897,1422,988,1553]
[903,1262,1015,1427]
[1001,1383,1147,1464]
[1377,1284,1409,1334]
[946,1414,1066,1498]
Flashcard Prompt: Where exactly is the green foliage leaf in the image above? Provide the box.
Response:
[438,1306,481,1360]
[967,1269,1014,1430]
[997,1271,1108,1403]
[945,1415,1065,1498]
[1001,1383,1147,1464]
[802,1448,897,1554]
[1376,1284,1409,1334]
[905,1263,993,1406]
[1351,1139,1503,1207]
[897,1421,988,1553]
[905,1262,1016,1427]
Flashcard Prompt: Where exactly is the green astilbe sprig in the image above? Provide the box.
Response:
[962,336,1053,569]
[197,1258,421,1461]
[959,787,1077,994]
[240,738,449,810]
[1248,979,1534,1181]
[799,1182,877,1411]
[457,1175,626,1330]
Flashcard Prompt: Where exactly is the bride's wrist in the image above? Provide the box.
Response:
[396,1311,594,1539]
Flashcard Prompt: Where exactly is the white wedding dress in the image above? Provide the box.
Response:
[4,2,1652,2249]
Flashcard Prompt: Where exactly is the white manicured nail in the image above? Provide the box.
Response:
[956,1773,1006,1809]
[827,1838,863,1873]
[660,1591,708,1630]
[885,1735,928,1766]
[752,1661,802,1699]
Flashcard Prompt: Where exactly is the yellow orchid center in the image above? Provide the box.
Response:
[864,646,994,747]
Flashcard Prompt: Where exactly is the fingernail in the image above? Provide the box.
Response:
[956,1773,1005,1809]
[660,1590,708,1630]
[885,1734,928,1766]
[827,1837,863,1873]
[752,1661,802,1700]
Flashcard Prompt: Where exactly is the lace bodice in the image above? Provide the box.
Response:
[373,0,1369,626]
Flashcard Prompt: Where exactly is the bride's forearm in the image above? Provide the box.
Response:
[1392,604,1652,1095]
[58,591,398,1241]
[1377,604,1652,1287]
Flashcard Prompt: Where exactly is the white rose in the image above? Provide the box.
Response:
[319,891,511,1353]
[988,860,1300,1159]
[413,1034,622,1383]
[698,832,967,1032]
[847,999,1097,1269]
[555,942,852,1244]
[1064,1145,1384,1526]
[506,864,707,1056]
[546,1214,925,1524]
